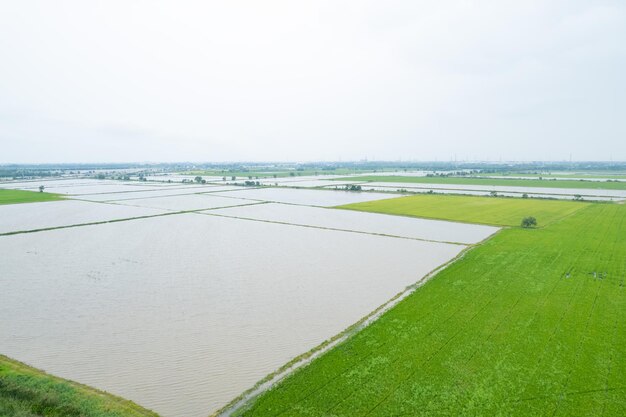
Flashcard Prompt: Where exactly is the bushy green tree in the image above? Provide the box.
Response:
[521,216,537,228]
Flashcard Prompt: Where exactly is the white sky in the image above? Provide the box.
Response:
[1,0,625,163]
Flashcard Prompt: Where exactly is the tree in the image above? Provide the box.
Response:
[194,176,203,183]
[344,184,362,191]
[522,193,529,198]
[38,185,45,193]
[490,191,498,197]
[521,216,537,228]
[574,194,583,201]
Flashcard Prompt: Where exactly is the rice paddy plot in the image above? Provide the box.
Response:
[231,202,626,417]
[348,185,623,202]
[0,178,111,189]
[0,213,465,417]
[80,185,246,202]
[346,181,626,200]
[110,194,257,211]
[267,180,365,188]
[79,186,220,202]
[211,188,397,207]
[208,203,498,244]
[338,194,590,227]
[0,188,63,205]
[0,200,166,234]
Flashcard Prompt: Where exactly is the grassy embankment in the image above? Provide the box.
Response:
[0,189,63,205]
[333,175,626,190]
[0,355,158,417]
[338,194,589,227]
[231,199,625,417]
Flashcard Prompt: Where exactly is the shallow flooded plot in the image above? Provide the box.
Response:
[208,203,497,244]
[0,178,109,189]
[0,200,166,234]
[110,194,257,211]
[347,186,622,201]
[143,175,226,183]
[271,180,365,188]
[81,185,237,202]
[353,181,626,200]
[0,213,465,417]
[211,187,398,206]
[1,179,198,195]
[46,184,175,195]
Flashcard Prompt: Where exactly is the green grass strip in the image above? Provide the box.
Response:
[0,355,158,417]
[0,189,64,205]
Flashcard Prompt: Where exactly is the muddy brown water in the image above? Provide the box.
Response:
[0,209,491,416]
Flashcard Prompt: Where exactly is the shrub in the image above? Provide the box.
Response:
[521,216,537,228]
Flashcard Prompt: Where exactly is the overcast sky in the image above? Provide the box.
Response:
[1,1,625,163]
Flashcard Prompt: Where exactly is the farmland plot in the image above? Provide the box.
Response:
[339,194,590,226]
[0,211,469,417]
[109,194,255,211]
[0,200,166,234]
[210,188,398,207]
[208,203,497,244]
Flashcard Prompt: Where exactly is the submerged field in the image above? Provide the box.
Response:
[333,175,626,190]
[338,194,589,226]
[0,355,157,417]
[0,189,63,205]
[231,202,625,417]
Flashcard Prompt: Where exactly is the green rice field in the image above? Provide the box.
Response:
[0,355,158,417]
[338,194,589,227]
[231,201,626,417]
[334,175,626,190]
[0,189,63,205]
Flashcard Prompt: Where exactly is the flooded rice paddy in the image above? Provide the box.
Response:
[0,211,479,417]
[208,203,497,244]
[347,182,626,201]
[109,194,256,212]
[0,200,166,234]
[209,187,399,206]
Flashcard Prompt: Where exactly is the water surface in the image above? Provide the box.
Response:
[0,212,465,417]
